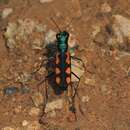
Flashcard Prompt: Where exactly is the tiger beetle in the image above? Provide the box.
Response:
[33,17,85,123]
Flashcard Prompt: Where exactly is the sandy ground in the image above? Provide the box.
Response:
[0,0,130,130]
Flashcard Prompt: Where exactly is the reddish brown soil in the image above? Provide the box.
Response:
[0,0,130,130]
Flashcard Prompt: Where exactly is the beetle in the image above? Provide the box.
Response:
[33,17,85,123]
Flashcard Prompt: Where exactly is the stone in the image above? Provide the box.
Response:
[3,86,19,95]
[29,107,40,116]
[4,22,17,39]
[26,121,41,130]
[32,39,43,50]
[44,30,56,45]
[40,0,53,4]
[2,127,14,130]
[68,33,78,48]
[6,38,16,49]
[113,15,130,37]
[101,2,111,13]
[22,120,29,126]
[47,110,56,118]
[14,105,22,113]
[101,84,108,95]
[31,92,44,107]
[84,78,96,86]
[81,95,90,103]
[112,15,130,44]
[2,8,13,19]
[45,99,63,113]
[4,19,46,51]
[92,25,101,37]
[17,72,32,83]
[35,24,46,33]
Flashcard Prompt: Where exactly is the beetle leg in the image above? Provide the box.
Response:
[39,77,48,124]
[31,57,55,75]
[71,72,85,116]
[37,72,55,87]
[66,84,77,121]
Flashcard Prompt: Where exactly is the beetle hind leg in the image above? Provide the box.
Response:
[65,84,77,122]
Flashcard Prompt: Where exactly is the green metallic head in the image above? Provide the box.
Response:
[56,31,69,52]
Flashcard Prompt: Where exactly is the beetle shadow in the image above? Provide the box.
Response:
[43,42,64,95]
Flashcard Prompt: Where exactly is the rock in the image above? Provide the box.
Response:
[71,59,85,82]
[2,8,13,19]
[17,72,32,83]
[47,110,56,118]
[32,39,43,50]
[31,92,44,107]
[29,107,40,116]
[81,95,90,103]
[4,22,17,49]
[92,25,101,37]
[68,33,78,48]
[4,22,17,38]
[40,0,53,4]
[20,86,30,94]
[44,30,56,45]
[35,24,46,33]
[100,84,108,95]
[111,15,130,49]
[22,120,29,126]
[14,105,22,113]
[84,78,96,86]
[113,15,130,39]
[5,38,16,49]
[2,127,15,130]
[45,99,63,113]
[4,19,46,51]
[101,2,111,13]
[3,86,19,95]
[94,31,107,46]
[26,121,41,130]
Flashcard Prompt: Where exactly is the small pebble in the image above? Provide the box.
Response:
[85,78,96,86]
[81,95,90,103]
[29,107,40,116]
[2,8,13,19]
[32,39,43,50]
[47,110,56,118]
[26,121,41,130]
[45,99,63,113]
[92,25,101,37]
[3,86,19,95]
[110,15,130,50]
[22,120,29,126]
[2,127,14,130]
[101,2,111,13]
[40,0,53,4]
[44,30,56,45]
[14,105,22,113]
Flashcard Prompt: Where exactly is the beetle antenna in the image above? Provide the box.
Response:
[64,17,75,31]
[50,17,61,32]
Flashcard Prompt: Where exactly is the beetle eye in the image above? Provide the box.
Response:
[56,34,60,38]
